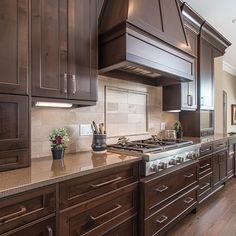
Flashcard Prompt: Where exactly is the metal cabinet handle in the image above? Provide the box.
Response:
[0,206,27,223]
[155,185,169,193]
[200,183,210,190]
[199,163,210,169]
[89,204,122,221]
[200,97,204,106]
[156,215,168,224]
[72,74,76,94]
[90,176,122,188]
[184,173,194,178]
[47,226,53,236]
[184,197,194,204]
[64,73,68,94]
[187,95,193,106]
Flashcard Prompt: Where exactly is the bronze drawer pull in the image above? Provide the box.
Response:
[89,204,122,221]
[47,226,53,236]
[155,185,169,192]
[90,176,122,188]
[201,147,211,153]
[184,197,194,204]
[216,143,225,148]
[199,163,210,169]
[0,206,27,223]
[184,173,194,178]
[200,183,210,190]
[156,215,168,224]
[72,75,76,95]
[64,73,67,94]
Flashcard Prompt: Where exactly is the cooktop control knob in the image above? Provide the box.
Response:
[158,162,167,170]
[169,159,177,165]
[176,156,184,163]
[150,164,158,172]
[187,153,194,160]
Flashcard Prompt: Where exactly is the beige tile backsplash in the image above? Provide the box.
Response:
[31,76,178,158]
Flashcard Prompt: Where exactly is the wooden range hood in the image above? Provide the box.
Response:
[99,0,196,86]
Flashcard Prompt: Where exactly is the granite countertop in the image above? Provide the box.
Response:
[0,151,141,199]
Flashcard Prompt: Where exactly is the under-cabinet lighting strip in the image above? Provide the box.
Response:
[34,102,73,108]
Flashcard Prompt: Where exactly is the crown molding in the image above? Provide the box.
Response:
[223,61,236,77]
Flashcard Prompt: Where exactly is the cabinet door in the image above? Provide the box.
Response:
[219,150,227,181]
[31,0,68,99]
[0,0,28,95]
[6,217,55,236]
[212,154,219,187]
[200,38,214,110]
[227,149,234,178]
[181,27,197,110]
[0,94,29,171]
[67,0,97,101]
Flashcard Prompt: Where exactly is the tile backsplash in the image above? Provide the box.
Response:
[31,76,178,158]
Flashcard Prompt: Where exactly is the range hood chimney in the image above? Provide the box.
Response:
[99,0,195,86]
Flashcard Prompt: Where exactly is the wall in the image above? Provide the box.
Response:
[31,76,178,158]
[214,57,236,134]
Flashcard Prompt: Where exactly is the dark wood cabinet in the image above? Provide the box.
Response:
[31,0,97,102]
[0,94,29,171]
[0,185,56,235]
[0,0,28,95]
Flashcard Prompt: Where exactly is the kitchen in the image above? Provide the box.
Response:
[0,0,236,235]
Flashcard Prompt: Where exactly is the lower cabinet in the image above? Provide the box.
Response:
[4,217,56,236]
[212,149,227,190]
[227,145,235,179]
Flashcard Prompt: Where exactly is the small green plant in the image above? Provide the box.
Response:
[173,121,182,132]
[48,128,69,150]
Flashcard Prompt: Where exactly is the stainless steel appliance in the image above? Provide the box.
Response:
[108,136,200,176]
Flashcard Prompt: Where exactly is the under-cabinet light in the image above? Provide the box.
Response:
[34,102,73,108]
[166,110,181,113]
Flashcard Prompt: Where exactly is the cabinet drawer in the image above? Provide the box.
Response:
[3,217,55,236]
[199,155,212,178]
[199,173,212,196]
[213,139,228,152]
[144,189,197,236]
[142,163,197,217]
[0,185,56,235]
[200,143,213,157]
[103,216,137,236]
[59,184,138,236]
[59,162,139,209]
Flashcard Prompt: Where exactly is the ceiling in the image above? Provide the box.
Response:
[184,0,236,70]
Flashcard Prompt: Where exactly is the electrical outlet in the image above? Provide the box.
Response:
[160,122,166,131]
[80,124,93,136]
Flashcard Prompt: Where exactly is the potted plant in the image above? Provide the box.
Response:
[49,128,69,160]
[173,121,183,139]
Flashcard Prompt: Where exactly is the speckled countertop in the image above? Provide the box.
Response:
[0,151,141,199]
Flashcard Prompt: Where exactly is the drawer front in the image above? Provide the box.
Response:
[59,162,139,209]
[213,139,228,152]
[199,155,212,178]
[0,185,56,235]
[145,189,197,236]
[200,143,213,157]
[4,217,55,236]
[143,163,197,217]
[199,173,212,196]
[103,216,137,236]
[59,184,138,236]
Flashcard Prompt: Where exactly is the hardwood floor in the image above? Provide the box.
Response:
[166,179,236,236]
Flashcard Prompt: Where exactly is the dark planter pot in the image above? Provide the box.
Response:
[51,149,65,160]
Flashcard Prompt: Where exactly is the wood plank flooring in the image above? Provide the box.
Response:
[166,179,236,236]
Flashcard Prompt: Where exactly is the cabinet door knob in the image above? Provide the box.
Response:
[64,73,68,94]
[47,226,53,236]
[72,75,76,94]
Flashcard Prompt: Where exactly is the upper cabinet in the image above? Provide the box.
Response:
[0,0,28,95]
[31,0,97,103]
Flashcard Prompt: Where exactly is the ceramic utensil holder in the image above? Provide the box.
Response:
[91,134,107,153]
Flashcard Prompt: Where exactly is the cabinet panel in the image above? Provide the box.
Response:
[0,94,29,171]
[31,0,68,98]
[67,0,97,101]
[227,148,234,178]
[0,0,28,94]
[212,154,219,187]
[5,217,56,236]
[0,185,56,235]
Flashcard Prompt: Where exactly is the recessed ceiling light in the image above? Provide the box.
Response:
[232,18,236,23]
